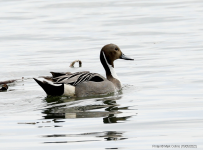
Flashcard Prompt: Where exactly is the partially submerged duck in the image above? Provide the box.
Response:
[0,84,8,92]
[34,44,134,97]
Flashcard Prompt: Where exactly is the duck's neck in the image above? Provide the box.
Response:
[100,51,121,89]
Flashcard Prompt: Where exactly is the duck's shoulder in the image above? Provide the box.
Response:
[89,73,107,82]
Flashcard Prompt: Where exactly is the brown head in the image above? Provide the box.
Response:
[100,43,134,84]
[100,44,134,67]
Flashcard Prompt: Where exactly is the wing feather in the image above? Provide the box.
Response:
[53,72,104,86]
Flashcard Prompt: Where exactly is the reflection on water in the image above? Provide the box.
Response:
[39,95,131,143]
[42,95,133,124]
[43,131,126,143]
[103,114,131,124]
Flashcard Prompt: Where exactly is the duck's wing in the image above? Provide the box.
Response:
[54,72,105,86]
[50,71,90,78]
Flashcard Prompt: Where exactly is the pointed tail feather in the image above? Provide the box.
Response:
[33,78,64,96]
[50,72,71,78]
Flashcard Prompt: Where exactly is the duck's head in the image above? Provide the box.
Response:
[100,44,134,67]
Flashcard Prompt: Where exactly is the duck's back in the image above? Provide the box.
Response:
[53,72,105,86]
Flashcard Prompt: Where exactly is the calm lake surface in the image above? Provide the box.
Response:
[0,0,203,149]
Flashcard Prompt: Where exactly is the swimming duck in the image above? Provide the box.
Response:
[0,84,8,92]
[34,44,134,97]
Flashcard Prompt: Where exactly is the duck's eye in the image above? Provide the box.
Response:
[115,48,118,51]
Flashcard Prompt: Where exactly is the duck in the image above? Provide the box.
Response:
[34,44,134,97]
[0,84,8,92]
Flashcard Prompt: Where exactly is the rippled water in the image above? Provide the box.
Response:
[0,0,203,149]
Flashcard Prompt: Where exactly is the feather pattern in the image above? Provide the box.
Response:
[53,72,104,86]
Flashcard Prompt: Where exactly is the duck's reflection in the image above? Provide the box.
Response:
[42,95,132,124]
[41,95,133,143]
[43,131,126,143]
[103,114,131,124]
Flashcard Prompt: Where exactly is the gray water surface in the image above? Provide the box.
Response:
[0,0,203,149]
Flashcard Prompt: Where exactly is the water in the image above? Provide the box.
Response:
[0,0,203,149]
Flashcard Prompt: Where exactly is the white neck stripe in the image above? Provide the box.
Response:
[102,51,120,81]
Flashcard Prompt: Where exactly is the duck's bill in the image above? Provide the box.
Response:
[120,53,134,60]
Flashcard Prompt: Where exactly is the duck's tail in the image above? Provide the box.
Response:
[33,78,64,96]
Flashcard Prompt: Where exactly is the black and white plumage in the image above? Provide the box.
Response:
[34,44,134,97]
[53,72,104,86]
